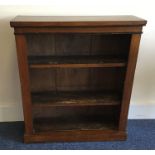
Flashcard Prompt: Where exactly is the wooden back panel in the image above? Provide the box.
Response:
[27,33,129,93]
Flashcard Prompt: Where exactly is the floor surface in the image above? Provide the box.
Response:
[0,120,155,150]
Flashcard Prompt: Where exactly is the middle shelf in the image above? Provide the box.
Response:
[28,55,127,68]
[31,91,121,107]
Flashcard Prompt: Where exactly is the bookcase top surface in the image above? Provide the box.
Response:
[10,15,147,27]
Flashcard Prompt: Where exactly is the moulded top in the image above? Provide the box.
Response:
[10,15,147,27]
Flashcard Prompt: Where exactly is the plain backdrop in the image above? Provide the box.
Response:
[0,0,155,121]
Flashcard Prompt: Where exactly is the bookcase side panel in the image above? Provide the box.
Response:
[15,34,33,134]
[119,34,141,131]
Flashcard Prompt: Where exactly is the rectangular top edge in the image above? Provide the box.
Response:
[10,15,147,27]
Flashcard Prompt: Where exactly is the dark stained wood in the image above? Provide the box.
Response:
[32,105,120,142]
[11,16,147,143]
[56,68,90,91]
[29,63,125,68]
[14,26,143,34]
[10,16,147,27]
[91,34,131,56]
[26,34,55,56]
[33,104,119,119]
[54,34,91,91]
[24,130,126,143]
[29,68,56,92]
[119,34,142,130]
[10,16,146,34]
[32,91,121,107]
[28,55,126,68]
[29,68,125,92]
[28,55,126,64]
[33,115,117,132]
[89,68,126,92]
[15,35,33,134]
[55,34,91,55]
[26,33,131,57]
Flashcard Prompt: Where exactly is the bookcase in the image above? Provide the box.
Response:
[10,16,147,143]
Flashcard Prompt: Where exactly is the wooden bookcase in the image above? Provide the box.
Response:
[10,16,147,143]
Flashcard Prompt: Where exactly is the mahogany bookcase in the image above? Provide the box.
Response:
[10,16,147,143]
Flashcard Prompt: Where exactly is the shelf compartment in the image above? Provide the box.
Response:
[33,114,118,133]
[32,91,121,107]
[28,55,126,68]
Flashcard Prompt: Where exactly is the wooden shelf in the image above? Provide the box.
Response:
[28,55,126,68]
[32,91,121,107]
[11,15,146,143]
[33,115,118,133]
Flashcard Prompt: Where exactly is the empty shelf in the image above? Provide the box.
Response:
[33,115,118,132]
[32,91,121,107]
[28,55,126,68]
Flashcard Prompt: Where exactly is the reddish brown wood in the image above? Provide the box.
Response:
[10,16,146,27]
[24,130,126,143]
[119,34,142,130]
[29,63,126,68]
[32,91,121,107]
[11,16,147,143]
[14,26,143,34]
[15,35,33,134]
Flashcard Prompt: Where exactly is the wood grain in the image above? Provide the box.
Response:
[10,16,147,27]
[24,130,126,143]
[119,34,141,130]
[31,91,121,107]
[11,16,146,143]
[15,35,33,134]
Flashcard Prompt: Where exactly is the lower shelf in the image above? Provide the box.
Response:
[28,114,123,143]
[30,91,122,143]
[33,115,117,133]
